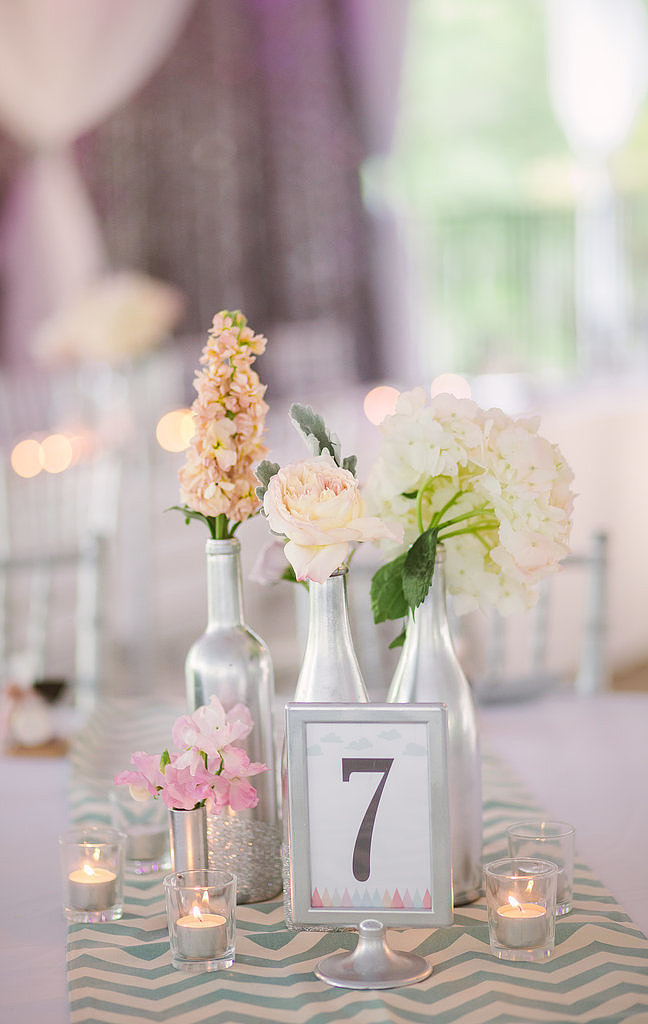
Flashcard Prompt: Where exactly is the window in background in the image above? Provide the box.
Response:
[384,0,648,383]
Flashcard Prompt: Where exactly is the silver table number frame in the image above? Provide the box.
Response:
[284,702,453,933]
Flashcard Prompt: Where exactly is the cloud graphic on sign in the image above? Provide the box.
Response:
[307,744,323,756]
[321,732,343,743]
[346,738,373,750]
[379,729,400,740]
[403,742,427,756]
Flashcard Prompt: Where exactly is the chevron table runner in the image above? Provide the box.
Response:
[67,706,648,1024]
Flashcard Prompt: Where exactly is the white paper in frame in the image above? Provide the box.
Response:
[284,702,453,929]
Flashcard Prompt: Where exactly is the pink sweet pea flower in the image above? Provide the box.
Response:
[220,745,266,779]
[114,751,165,799]
[113,699,262,813]
[156,759,212,811]
[228,777,260,811]
[204,775,232,815]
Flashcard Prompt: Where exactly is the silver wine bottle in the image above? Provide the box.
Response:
[282,566,368,927]
[387,545,482,906]
[185,537,282,902]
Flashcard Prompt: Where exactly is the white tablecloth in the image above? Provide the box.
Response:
[2,691,647,1023]
[1,757,70,1024]
[479,691,648,938]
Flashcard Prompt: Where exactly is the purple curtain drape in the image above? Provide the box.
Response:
[0,0,411,394]
[74,0,380,395]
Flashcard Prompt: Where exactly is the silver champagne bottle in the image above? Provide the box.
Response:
[185,537,282,902]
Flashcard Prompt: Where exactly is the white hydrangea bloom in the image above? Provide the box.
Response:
[364,390,574,615]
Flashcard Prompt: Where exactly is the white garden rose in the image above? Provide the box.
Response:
[263,452,401,583]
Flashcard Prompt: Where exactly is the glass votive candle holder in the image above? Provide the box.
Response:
[164,869,237,972]
[506,820,575,916]
[59,825,126,923]
[109,788,171,875]
[484,858,558,962]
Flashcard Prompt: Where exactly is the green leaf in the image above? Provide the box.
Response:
[370,551,408,623]
[160,749,171,772]
[281,564,298,583]
[289,403,341,465]
[342,454,358,477]
[402,528,438,610]
[166,505,216,536]
[388,625,407,649]
[255,460,280,503]
[402,489,418,499]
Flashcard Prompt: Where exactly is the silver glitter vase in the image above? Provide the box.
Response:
[169,805,208,873]
[185,538,282,903]
[387,546,482,906]
[283,567,368,927]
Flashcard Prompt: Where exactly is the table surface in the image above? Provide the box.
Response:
[2,691,648,1024]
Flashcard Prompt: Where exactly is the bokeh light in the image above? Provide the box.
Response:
[155,408,194,452]
[39,433,73,474]
[10,439,42,478]
[430,374,472,400]
[363,385,400,425]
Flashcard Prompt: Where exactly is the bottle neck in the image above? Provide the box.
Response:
[205,539,244,628]
[295,568,368,702]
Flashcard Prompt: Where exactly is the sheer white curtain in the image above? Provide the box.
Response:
[546,0,648,372]
[0,0,194,364]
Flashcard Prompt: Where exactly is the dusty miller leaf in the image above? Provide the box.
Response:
[255,460,280,502]
[289,403,342,465]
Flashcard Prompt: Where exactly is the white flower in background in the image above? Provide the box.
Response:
[33,270,184,366]
[365,389,574,621]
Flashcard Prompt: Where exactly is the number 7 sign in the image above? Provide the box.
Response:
[284,703,453,929]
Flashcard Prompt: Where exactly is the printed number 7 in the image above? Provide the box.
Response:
[342,758,394,882]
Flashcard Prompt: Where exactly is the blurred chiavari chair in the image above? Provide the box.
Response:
[466,532,609,703]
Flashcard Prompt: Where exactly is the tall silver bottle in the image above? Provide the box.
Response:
[185,537,282,902]
[283,566,368,926]
[387,546,482,905]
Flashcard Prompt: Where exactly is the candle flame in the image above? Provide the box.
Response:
[82,863,96,878]
[191,904,203,922]
[508,895,521,910]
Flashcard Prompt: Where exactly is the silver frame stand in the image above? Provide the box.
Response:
[314,919,432,990]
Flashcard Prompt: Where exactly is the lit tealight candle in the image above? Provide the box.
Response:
[68,863,117,911]
[176,904,228,959]
[495,896,547,948]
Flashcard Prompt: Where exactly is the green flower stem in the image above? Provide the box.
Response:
[415,482,430,534]
[437,523,498,543]
[437,503,491,531]
[215,513,229,540]
[416,483,464,534]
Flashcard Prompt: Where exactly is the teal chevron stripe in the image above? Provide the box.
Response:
[66,712,648,1024]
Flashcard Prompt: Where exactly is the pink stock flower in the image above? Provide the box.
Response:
[177,310,269,533]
